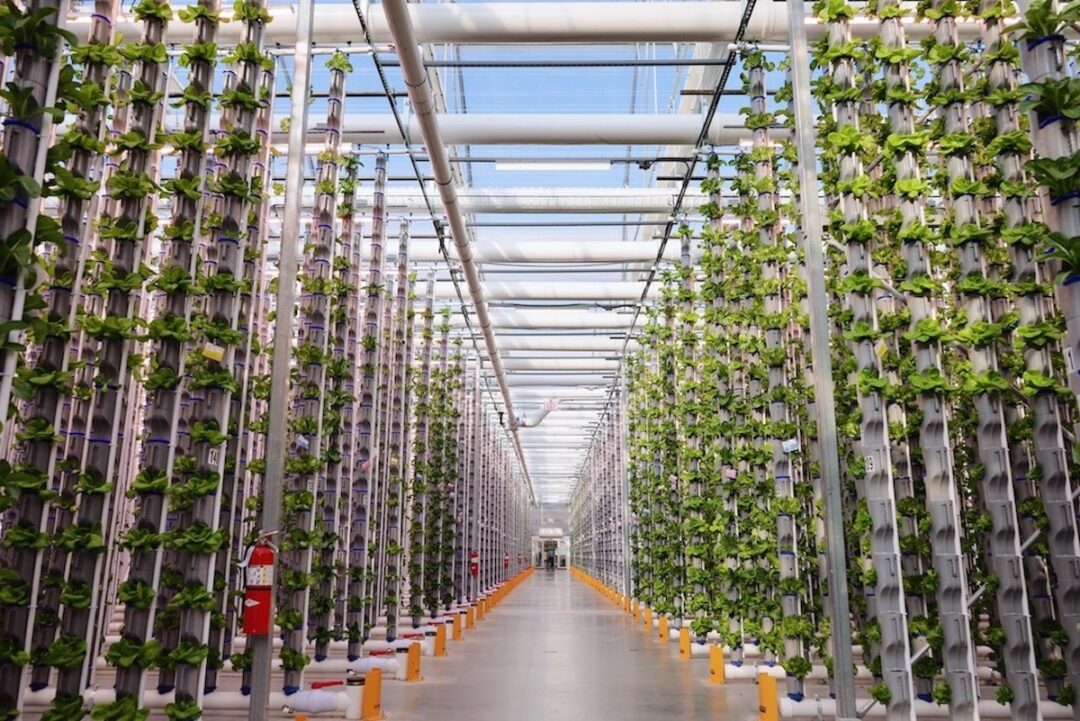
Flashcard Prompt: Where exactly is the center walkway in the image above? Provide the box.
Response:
[382,571,757,721]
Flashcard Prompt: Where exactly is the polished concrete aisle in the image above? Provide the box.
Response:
[382,571,758,721]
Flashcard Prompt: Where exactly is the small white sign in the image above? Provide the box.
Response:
[782,439,799,454]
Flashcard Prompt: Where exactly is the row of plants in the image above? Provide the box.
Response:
[581,4,1080,712]
[0,13,533,718]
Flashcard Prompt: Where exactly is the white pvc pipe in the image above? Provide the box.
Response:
[371,238,696,263]
[497,336,636,352]
[308,657,405,681]
[438,281,657,302]
[68,3,984,45]
[24,688,356,717]
[269,186,711,215]
[461,310,637,329]
[505,375,614,387]
[778,697,1072,719]
[503,358,619,371]
[274,113,765,147]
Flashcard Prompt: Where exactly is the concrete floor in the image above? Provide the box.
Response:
[382,571,758,721]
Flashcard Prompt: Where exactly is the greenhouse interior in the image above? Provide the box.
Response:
[2,0,1080,718]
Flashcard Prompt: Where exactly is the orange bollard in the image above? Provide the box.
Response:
[405,642,422,682]
[758,669,778,721]
[658,615,669,642]
[679,627,691,659]
[466,607,476,629]
[453,614,463,641]
[709,645,726,685]
[362,668,384,720]
[434,623,447,657]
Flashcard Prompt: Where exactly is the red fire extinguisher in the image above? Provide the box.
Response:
[242,534,277,635]
[470,550,479,578]
[503,553,509,569]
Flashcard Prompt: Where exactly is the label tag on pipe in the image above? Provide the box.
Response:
[202,342,226,363]
[781,439,799,454]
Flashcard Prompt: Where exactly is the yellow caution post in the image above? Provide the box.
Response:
[631,600,639,620]
[361,668,383,721]
[452,613,463,641]
[466,607,476,629]
[679,627,691,659]
[658,615,669,642]
[709,645,725,685]
[758,669,778,721]
[406,642,422,682]
[643,607,652,629]
[434,624,447,657]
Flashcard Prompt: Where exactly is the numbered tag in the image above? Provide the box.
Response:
[782,438,799,454]
[208,448,220,467]
[297,435,310,450]
[202,343,225,362]
[864,455,875,474]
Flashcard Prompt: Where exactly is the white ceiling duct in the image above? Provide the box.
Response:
[454,310,638,330]
[266,187,711,215]
[497,336,634,352]
[373,238,698,263]
[268,113,770,147]
[436,281,657,302]
[503,358,620,371]
[516,399,560,428]
[505,375,614,387]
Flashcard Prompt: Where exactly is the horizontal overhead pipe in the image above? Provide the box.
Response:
[264,113,768,146]
[497,336,635,352]
[505,375,614,387]
[456,310,638,329]
[435,281,658,302]
[68,3,984,45]
[365,238,698,263]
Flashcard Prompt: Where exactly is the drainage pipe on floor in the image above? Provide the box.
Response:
[778,698,1072,719]
[379,0,534,501]
[22,687,359,718]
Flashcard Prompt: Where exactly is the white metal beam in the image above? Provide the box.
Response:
[269,113,767,146]
[70,3,983,45]
[365,238,697,263]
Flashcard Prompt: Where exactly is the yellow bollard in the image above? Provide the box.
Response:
[466,607,476,629]
[632,600,639,620]
[362,668,384,720]
[679,627,691,659]
[757,669,778,721]
[452,614,463,641]
[477,599,486,620]
[658,615,669,642]
[624,596,630,613]
[405,642,422,682]
[643,607,652,628]
[709,645,726,685]
[434,623,447,657]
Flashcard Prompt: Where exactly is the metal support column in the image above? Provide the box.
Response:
[248,0,313,714]
[786,1,856,717]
